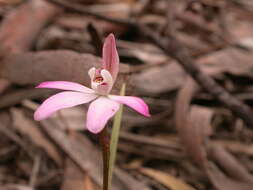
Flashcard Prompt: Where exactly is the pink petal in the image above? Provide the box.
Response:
[86,97,120,134]
[34,91,97,120]
[36,81,94,93]
[102,33,119,81]
[90,69,114,95]
[109,95,150,117]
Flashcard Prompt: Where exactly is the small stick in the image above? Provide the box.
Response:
[29,155,41,187]
[87,23,103,56]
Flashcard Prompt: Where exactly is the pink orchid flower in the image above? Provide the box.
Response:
[34,34,150,134]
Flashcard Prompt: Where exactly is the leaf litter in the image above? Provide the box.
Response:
[1,0,253,189]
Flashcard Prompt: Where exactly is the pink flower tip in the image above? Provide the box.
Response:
[107,33,115,38]
[33,113,41,121]
[139,102,151,117]
[35,83,44,88]
[102,33,119,81]
[144,112,151,117]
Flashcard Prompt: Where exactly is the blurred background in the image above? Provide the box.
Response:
[0,0,253,190]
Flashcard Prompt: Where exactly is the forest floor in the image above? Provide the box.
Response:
[1,0,253,190]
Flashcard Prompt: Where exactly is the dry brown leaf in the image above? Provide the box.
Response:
[0,50,130,93]
[208,145,253,184]
[10,108,62,165]
[21,100,85,131]
[97,0,135,4]
[139,168,197,190]
[40,120,103,188]
[187,106,213,165]
[205,162,253,190]
[175,79,253,189]
[0,0,23,5]
[175,79,213,167]
[133,62,185,95]
[213,140,253,157]
[0,88,53,109]
[61,159,95,190]
[114,168,151,190]
[0,78,10,94]
[198,47,253,78]
[53,107,87,131]
[117,40,167,64]
[1,51,100,85]
[0,0,61,54]
[133,46,253,95]
[83,174,96,190]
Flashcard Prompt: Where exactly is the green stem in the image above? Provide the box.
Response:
[99,127,110,190]
[108,83,126,189]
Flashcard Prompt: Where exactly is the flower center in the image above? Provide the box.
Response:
[94,76,103,83]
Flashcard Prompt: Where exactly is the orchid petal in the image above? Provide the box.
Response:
[88,67,96,81]
[102,33,119,81]
[101,69,113,88]
[86,97,120,133]
[36,81,94,93]
[34,91,97,120]
[89,69,114,95]
[109,95,150,117]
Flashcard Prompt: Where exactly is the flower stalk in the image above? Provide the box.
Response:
[99,127,110,190]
